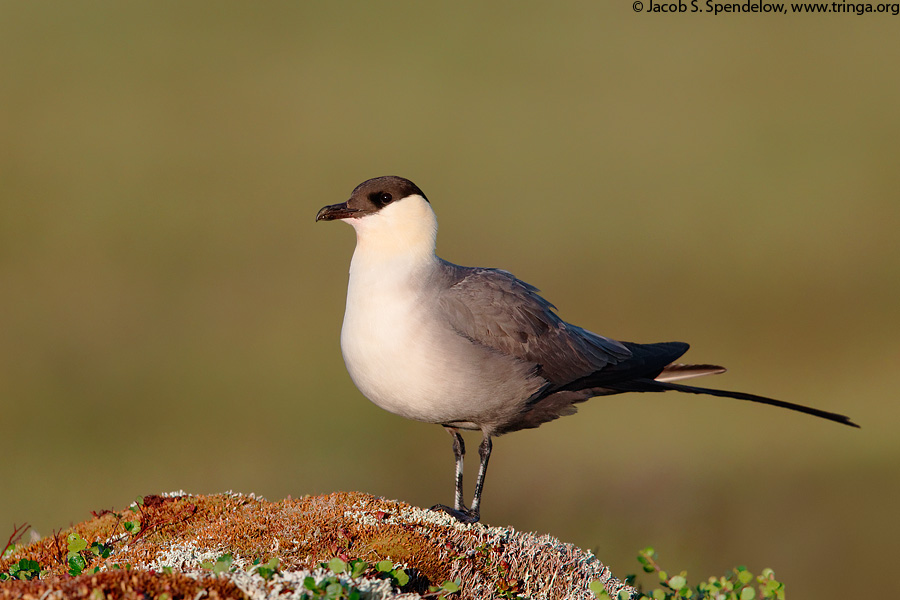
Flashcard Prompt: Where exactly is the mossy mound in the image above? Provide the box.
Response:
[0,491,636,600]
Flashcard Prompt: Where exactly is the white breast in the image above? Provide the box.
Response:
[341,273,447,422]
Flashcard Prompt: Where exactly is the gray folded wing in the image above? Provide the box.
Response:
[436,264,633,385]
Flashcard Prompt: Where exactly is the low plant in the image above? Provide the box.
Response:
[324,556,410,587]
[254,556,280,580]
[428,578,462,599]
[590,547,785,600]
[0,558,42,581]
[201,552,235,574]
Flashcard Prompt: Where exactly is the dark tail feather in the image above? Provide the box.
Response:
[613,378,860,428]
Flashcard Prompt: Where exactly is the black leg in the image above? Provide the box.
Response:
[447,427,466,511]
[469,433,492,517]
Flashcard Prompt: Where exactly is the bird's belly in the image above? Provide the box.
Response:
[340,300,539,426]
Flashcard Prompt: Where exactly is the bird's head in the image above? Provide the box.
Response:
[316,176,438,259]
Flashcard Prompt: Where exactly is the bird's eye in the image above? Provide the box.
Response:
[367,191,394,207]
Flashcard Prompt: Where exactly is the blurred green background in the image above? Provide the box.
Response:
[2,2,897,597]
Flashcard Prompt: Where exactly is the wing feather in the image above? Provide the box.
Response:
[436,264,632,384]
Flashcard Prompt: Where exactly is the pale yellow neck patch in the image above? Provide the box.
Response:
[346,195,439,276]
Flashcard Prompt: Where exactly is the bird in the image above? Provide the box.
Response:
[315,175,859,524]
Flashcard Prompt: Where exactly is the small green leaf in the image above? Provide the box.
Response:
[588,580,609,598]
[67,533,88,554]
[213,554,233,574]
[741,587,756,600]
[668,575,687,590]
[376,559,394,573]
[256,557,279,580]
[68,553,87,576]
[123,520,140,534]
[738,569,753,585]
[442,579,461,593]
[327,557,347,574]
[349,559,367,578]
[391,567,409,586]
[90,541,112,559]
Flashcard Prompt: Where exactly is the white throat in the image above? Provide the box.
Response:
[345,194,439,281]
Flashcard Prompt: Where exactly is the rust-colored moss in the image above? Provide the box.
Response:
[0,491,630,600]
[0,492,471,594]
[0,569,246,599]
